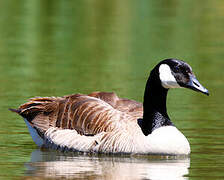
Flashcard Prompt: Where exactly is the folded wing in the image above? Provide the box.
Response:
[12,92,143,137]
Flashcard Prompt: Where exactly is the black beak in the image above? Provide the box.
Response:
[185,74,209,96]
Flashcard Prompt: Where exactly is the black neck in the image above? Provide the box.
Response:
[139,69,174,136]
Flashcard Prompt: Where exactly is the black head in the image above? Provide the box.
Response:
[156,58,209,95]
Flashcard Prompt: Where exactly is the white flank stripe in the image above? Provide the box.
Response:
[24,118,44,147]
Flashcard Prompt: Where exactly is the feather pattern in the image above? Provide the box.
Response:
[12,92,159,154]
[18,92,143,134]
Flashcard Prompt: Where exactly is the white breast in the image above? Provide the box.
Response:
[145,126,190,155]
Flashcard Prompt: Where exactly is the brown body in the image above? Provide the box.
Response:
[11,92,145,153]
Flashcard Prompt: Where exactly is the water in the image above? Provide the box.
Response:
[0,0,224,179]
[25,149,190,180]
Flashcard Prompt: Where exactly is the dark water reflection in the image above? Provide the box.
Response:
[1,0,224,179]
[25,149,190,180]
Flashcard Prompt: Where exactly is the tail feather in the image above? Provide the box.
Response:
[9,108,21,114]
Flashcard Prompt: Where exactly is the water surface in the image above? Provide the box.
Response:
[0,0,224,179]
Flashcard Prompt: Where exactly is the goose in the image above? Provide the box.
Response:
[10,58,209,155]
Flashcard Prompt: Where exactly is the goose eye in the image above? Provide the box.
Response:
[175,66,181,72]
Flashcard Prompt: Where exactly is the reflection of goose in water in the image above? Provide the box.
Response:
[25,149,190,180]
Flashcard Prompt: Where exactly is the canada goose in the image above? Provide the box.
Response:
[10,59,209,155]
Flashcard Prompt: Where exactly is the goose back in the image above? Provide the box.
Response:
[15,92,143,137]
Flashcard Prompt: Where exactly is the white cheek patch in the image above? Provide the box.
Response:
[159,64,180,89]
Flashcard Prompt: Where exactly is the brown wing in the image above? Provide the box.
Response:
[11,92,143,136]
[88,92,143,114]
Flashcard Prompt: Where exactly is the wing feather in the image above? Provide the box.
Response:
[12,92,143,137]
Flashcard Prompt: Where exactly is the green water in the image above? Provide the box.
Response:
[0,0,224,179]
